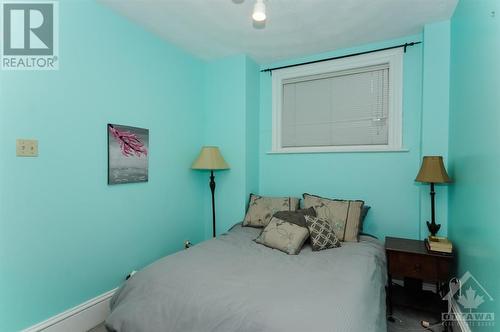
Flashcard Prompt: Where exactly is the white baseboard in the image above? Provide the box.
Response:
[450,300,472,332]
[23,288,117,332]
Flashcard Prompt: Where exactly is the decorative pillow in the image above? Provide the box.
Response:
[359,205,371,232]
[254,217,309,255]
[303,193,364,242]
[243,194,300,228]
[305,215,342,251]
[273,207,316,228]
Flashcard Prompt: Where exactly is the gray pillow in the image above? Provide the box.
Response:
[359,205,371,231]
[305,215,342,251]
[255,217,309,255]
[243,194,300,228]
[273,207,316,228]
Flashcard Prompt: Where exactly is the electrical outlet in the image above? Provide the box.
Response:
[16,139,38,157]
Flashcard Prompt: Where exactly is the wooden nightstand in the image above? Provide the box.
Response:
[385,236,454,315]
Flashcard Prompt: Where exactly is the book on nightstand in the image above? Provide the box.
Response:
[425,236,453,254]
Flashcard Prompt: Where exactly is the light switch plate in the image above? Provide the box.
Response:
[16,139,38,157]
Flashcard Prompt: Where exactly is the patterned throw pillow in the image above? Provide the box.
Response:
[255,217,309,255]
[303,193,364,242]
[243,194,300,228]
[305,215,341,251]
[273,207,317,228]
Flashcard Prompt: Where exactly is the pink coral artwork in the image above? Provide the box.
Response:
[108,124,149,184]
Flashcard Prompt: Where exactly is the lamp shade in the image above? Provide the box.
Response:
[192,146,229,170]
[415,156,451,183]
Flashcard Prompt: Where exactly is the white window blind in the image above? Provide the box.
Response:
[281,64,390,148]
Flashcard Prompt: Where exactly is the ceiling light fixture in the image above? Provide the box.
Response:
[252,0,266,22]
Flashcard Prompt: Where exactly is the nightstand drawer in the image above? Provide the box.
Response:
[387,251,448,281]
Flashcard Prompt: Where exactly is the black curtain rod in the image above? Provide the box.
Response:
[260,41,422,73]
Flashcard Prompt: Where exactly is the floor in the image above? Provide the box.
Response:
[387,305,445,332]
[88,305,445,332]
[88,323,106,332]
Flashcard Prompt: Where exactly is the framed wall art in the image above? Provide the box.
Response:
[108,124,149,185]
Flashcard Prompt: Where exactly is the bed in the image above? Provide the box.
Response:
[105,223,387,332]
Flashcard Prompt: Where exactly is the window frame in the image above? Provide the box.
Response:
[271,48,404,154]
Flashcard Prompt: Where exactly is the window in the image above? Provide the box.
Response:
[271,48,404,153]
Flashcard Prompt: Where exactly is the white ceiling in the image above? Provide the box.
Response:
[100,0,458,64]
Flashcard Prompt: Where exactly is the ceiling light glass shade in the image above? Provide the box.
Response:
[252,0,266,22]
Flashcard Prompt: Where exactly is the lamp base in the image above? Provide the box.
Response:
[426,220,441,237]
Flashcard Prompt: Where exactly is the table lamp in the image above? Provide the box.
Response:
[415,156,452,236]
[192,146,229,237]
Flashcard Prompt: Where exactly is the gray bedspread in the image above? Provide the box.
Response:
[106,224,387,332]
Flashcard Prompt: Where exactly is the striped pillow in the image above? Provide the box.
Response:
[303,193,364,242]
[243,194,300,228]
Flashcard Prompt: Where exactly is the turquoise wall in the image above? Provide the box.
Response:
[0,2,207,331]
[449,0,500,329]
[201,55,260,237]
[245,58,261,208]
[201,55,247,237]
[259,35,441,240]
[258,26,453,241]
[420,21,451,240]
